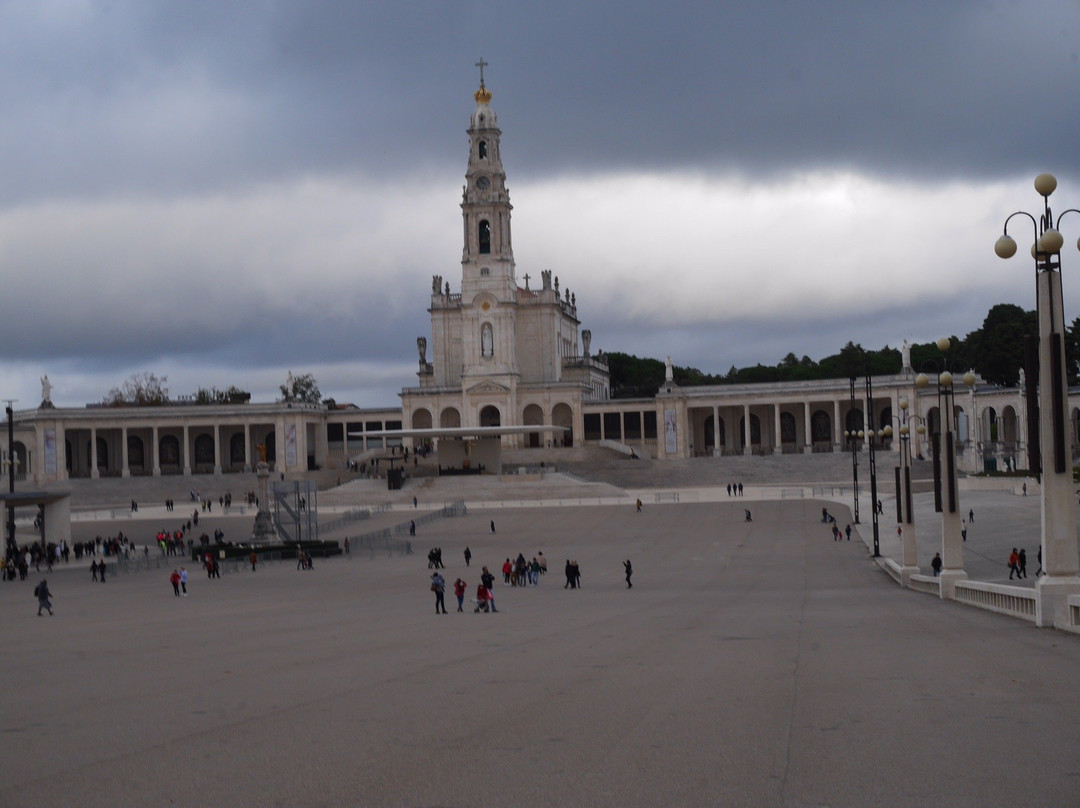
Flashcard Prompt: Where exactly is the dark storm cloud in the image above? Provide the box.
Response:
[1,0,1077,206]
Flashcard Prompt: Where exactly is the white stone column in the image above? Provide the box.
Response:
[1035,267,1080,627]
[803,403,813,454]
[938,387,967,599]
[55,423,67,482]
[712,406,721,457]
[90,426,99,479]
[182,424,190,476]
[773,404,783,455]
[213,423,222,475]
[121,426,130,478]
[152,425,160,476]
[833,399,842,449]
[243,423,251,472]
[742,404,751,456]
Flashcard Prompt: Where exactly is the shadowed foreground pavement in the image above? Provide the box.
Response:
[3,499,1078,807]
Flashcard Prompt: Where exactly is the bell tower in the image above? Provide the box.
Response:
[457,60,520,389]
[460,59,516,301]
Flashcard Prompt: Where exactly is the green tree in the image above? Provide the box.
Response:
[103,372,169,407]
[279,372,321,404]
[960,304,1035,386]
[194,385,251,405]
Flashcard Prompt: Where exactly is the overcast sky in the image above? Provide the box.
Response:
[3,0,1080,410]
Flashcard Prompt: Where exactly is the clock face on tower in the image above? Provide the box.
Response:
[475,175,490,191]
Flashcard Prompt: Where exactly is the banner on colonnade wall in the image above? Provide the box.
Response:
[44,430,56,476]
[664,409,677,455]
[285,424,297,468]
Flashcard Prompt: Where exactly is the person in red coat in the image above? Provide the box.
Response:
[453,578,467,612]
[169,569,181,597]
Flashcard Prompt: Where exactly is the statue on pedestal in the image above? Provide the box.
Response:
[39,375,54,408]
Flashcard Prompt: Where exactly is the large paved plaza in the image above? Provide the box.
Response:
[3,479,1079,807]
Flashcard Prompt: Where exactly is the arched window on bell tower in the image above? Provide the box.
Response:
[478,220,491,254]
[478,140,487,159]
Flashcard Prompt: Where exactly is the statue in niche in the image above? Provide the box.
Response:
[256,443,267,463]
[541,270,552,290]
[581,330,591,357]
[481,323,494,358]
[417,336,427,365]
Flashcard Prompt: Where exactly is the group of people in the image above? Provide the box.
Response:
[727,483,745,496]
[1008,547,1029,579]
[431,566,500,614]
[502,553,547,586]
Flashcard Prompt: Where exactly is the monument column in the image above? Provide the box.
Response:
[803,403,813,454]
[773,404,783,455]
[121,426,130,478]
[742,404,751,456]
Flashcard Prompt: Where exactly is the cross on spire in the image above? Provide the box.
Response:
[523,272,531,290]
[475,57,489,87]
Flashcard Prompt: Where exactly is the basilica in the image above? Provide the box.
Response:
[0,75,1065,485]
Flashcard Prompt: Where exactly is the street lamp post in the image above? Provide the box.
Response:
[915,339,975,598]
[995,173,1080,628]
[847,377,860,525]
[865,372,881,558]
[885,400,925,585]
[4,401,15,560]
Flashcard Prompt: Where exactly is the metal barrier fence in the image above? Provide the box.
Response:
[320,502,392,534]
[345,500,466,559]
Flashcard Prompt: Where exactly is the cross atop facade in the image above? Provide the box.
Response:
[475,58,489,87]
[523,272,531,290]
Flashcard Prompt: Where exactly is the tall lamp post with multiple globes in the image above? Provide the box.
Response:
[883,399,925,585]
[994,172,1080,628]
[915,339,975,598]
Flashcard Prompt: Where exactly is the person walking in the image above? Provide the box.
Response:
[431,572,447,614]
[1008,548,1021,580]
[35,578,53,616]
[1018,548,1028,578]
[931,553,942,577]
[91,559,98,582]
[490,520,496,534]
[344,537,350,556]
[564,559,575,589]
[170,569,181,597]
[179,567,188,596]
[250,551,258,572]
[1036,546,1043,577]
[453,578,467,612]
[636,498,642,513]
[623,559,633,588]
[463,546,472,567]
[845,524,852,541]
[480,566,497,612]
